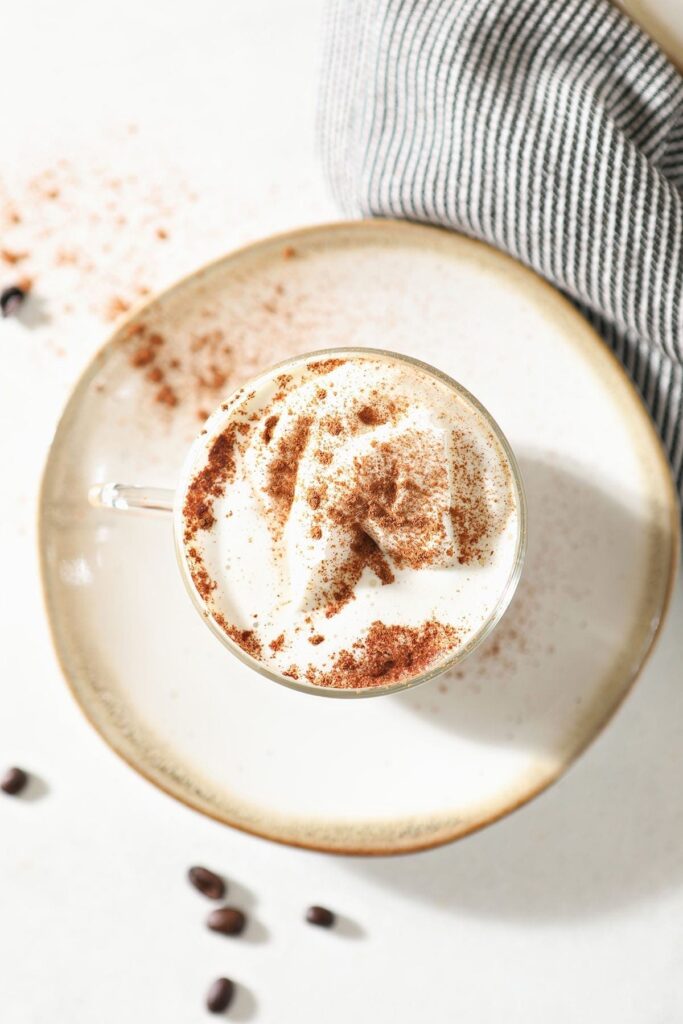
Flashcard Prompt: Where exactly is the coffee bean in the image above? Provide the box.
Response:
[206,977,234,1013]
[207,906,246,936]
[188,865,225,900]
[306,905,335,928]
[0,286,26,317]
[1,767,28,795]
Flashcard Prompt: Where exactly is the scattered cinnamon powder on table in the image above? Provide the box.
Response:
[105,295,131,320]
[0,152,200,328]
[1,248,28,265]
[306,620,459,689]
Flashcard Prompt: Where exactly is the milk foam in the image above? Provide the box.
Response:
[179,352,521,689]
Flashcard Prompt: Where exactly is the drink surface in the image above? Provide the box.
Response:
[179,352,520,690]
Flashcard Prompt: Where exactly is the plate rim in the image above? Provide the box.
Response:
[38,218,681,856]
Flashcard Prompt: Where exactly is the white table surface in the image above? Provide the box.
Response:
[1,2,682,1021]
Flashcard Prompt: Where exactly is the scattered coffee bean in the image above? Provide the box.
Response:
[207,906,246,936]
[306,905,335,928]
[1,285,26,318]
[206,977,234,1014]
[188,865,225,900]
[1,767,28,796]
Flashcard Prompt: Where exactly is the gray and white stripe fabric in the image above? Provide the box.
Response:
[319,0,683,506]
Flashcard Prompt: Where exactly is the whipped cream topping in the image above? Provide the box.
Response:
[179,352,520,690]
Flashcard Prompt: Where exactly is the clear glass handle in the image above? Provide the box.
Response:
[88,483,175,515]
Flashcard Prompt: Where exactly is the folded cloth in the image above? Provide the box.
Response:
[319,0,683,507]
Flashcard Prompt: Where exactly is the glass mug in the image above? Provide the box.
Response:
[89,348,527,698]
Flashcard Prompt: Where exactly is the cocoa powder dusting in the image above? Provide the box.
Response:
[307,620,459,689]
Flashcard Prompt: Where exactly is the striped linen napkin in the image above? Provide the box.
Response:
[319,0,683,508]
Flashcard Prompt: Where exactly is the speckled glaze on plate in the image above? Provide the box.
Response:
[39,221,679,855]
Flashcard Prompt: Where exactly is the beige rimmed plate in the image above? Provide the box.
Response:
[39,221,679,855]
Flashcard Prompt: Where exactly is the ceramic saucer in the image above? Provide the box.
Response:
[39,221,679,854]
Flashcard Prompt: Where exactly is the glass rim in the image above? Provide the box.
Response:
[173,346,528,699]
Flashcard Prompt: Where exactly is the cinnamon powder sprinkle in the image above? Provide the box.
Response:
[323,415,343,436]
[183,423,241,542]
[262,414,279,445]
[323,527,395,618]
[309,359,346,376]
[214,613,263,661]
[269,633,286,653]
[130,345,156,367]
[264,416,313,525]
[155,384,178,407]
[191,564,216,601]
[448,428,503,564]
[306,620,459,689]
